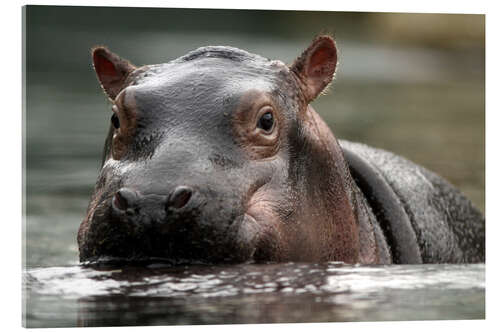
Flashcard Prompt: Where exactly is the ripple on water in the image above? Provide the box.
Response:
[23,263,485,326]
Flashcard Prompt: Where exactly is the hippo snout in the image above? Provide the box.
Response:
[79,179,255,264]
[78,182,223,263]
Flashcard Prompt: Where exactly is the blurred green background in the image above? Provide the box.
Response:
[24,6,484,268]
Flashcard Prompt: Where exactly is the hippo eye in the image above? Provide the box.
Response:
[111,113,120,129]
[257,112,274,132]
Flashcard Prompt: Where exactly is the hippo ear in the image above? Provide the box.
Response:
[92,46,136,100]
[290,36,338,103]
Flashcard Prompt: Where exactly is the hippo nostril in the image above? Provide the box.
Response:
[112,188,139,212]
[168,186,193,209]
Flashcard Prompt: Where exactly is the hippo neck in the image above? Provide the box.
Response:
[297,107,384,263]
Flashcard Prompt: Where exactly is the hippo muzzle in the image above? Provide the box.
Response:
[78,146,265,264]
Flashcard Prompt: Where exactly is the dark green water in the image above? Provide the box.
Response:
[23,6,485,327]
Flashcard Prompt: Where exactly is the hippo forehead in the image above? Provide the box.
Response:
[125,46,296,117]
[134,45,290,82]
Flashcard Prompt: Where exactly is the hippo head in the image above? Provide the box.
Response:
[78,36,362,265]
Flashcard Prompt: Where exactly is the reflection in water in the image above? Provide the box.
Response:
[24,262,485,327]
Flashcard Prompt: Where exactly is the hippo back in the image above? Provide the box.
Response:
[340,140,485,264]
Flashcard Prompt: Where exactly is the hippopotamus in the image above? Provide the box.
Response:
[78,35,485,265]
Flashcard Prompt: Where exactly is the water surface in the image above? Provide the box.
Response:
[24,262,485,327]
